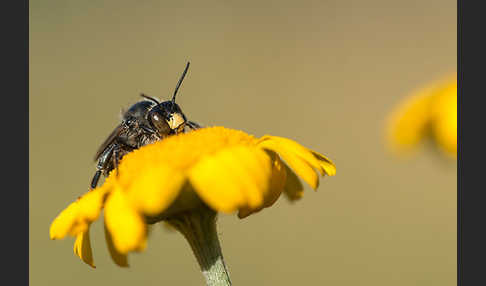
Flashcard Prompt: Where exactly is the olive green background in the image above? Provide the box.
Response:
[30,1,456,285]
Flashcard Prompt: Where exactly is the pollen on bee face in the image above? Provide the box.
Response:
[168,113,185,130]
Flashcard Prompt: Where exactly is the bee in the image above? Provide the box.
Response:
[90,62,201,189]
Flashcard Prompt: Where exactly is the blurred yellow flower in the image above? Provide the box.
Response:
[386,75,457,158]
[50,126,336,268]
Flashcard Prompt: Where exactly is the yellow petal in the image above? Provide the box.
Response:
[431,81,457,157]
[258,138,319,190]
[238,152,286,218]
[126,164,186,216]
[76,188,105,222]
[265,153,287,207]
[227,146,271,208]
[73,229,95,268]
[189,146,271,213]
[104,222,129,267]
[310,150,336,176]
[259,136,335,176]
[50,202,79,240]
[386,91,435,152]
[283,163,305,201]
[68,221,90,237]
[104,188,147,254]
[50,188,107,240]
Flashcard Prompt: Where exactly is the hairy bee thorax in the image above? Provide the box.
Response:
[138,132,164,147]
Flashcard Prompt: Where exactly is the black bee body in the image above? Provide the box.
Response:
[90,62,201,189]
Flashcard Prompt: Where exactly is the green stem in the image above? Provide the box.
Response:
[167,208,232,286]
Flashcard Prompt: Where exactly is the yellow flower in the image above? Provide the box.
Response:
[385,75,457,158]
[50,126,336,267]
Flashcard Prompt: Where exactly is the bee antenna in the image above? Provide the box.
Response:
[140,93,160,104]
[172,61,190,104]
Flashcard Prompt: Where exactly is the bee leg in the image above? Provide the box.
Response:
[90,144,116,189]
[90,171,102,189]
[187,120,202,130]
[112,147,120,178]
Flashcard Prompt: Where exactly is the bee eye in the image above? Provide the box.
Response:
[149,111,170,134]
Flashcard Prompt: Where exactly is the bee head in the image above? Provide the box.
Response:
[145,62,190,136]
[148,101,187,136]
